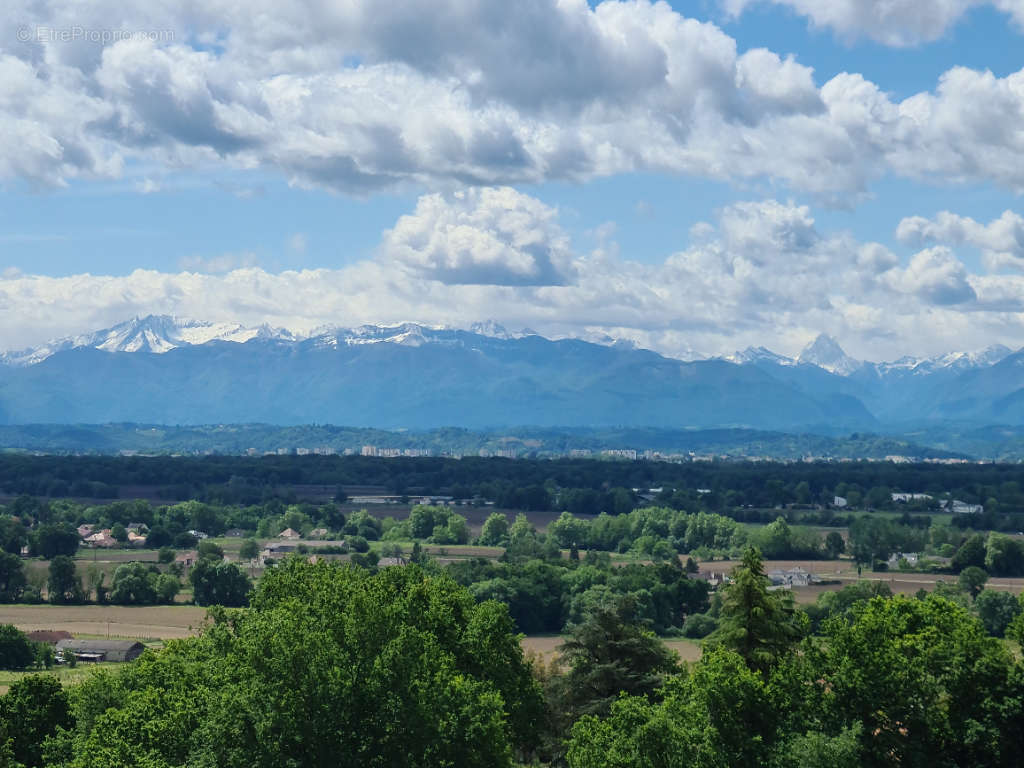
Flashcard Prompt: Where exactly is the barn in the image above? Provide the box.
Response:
[56,638,146,663]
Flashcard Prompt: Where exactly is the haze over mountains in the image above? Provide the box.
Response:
[0,315,1020,431]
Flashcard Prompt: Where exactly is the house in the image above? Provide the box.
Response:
[833,496,848,508]
[693,571,730,588]
[948,500,984,515]
[175,550,198,568]
[888,552,920,567]
[84,530,118,548]
[187,529,209,540]
[259,541,300,565]
[56,638,145,663]
[77,524,95,539]
[768,567,815,588]
[278,528,301,540]
[127,532,148,548]
[27,630,73,644]
[308,528,330,539]
[891,493,932,503]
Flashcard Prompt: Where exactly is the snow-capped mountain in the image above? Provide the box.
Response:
[0,316,1020,430]
[726,346,797,367]
[0,315,296,367]
[902,345,1014,375]
[797,334,863,376]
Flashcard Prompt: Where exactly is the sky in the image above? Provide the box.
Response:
[2,0,1024,361]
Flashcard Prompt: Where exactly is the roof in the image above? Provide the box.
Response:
[56,639,145,652]
[27,630,73,644]
[278,527,300,538]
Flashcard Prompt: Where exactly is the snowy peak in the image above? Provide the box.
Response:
[797,334,862,376]
[0,315,294,366]
[875,344,1015,376]
[469,320,518,340]
[726,346,795,366]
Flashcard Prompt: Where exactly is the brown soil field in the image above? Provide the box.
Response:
[702,558,1024,604]
[0,604,208,640]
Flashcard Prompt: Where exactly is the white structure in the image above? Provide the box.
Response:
[833,496,848,507]
[892,492,932,502]
[949,500,984,515]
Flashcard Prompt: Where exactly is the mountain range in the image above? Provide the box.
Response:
[0,315,1020,432]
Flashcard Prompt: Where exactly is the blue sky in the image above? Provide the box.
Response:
[1,0,1023,359]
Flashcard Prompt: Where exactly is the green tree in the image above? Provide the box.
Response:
[705,547,806,675]
[0,625,36,670]
[238,539,260,561]
[974,589,1022,637]
[157,546,176,565]
[28,524,79,559]
[958,565,988,599]
[197,540,225,561]
[946,536,987,573]
[478,512,510,546]
[814,594,1024,767]
[0,552,26,603]
[552,597,678,722]
[108,562,158,605]
[109,523,128,543]
[0,674,73,768]
[62,561,542,767]
[985,533,1024,576]
[549,511,590,549]
[824,531,845,559]
[190,559,252,607]
[47,556,85,605]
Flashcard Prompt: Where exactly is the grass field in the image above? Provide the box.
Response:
[0,604,208,640]
[0,662,123,696]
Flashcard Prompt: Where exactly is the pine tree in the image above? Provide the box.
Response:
[704,547,806,675]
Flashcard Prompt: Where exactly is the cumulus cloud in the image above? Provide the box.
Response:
[1,190,1021,360]
[897,209,1024,270]
[883,246,977,304]
[723,0,1024,47]
[2,1,1024,199]
[381,187,573,285]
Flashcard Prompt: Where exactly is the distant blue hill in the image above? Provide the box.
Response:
[0,316,1020,432]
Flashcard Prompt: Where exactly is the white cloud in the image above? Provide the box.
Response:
[723,0,1024,46]
[179,251,258,273]
[1,1,1024,199]
[380,187,574,285]
[2,190,1021,360]
[882,246,977,304]
[897,209,1024,270]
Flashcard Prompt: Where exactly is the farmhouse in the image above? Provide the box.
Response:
[27,630,73,644]
[84,530,118,548]
[768,567,816,588]
[278,528,301,540]
[948,500,984,515]
[56,638,145,663]
[175,550,198,567]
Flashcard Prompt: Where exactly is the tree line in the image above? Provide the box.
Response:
[2,551,1023,767]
